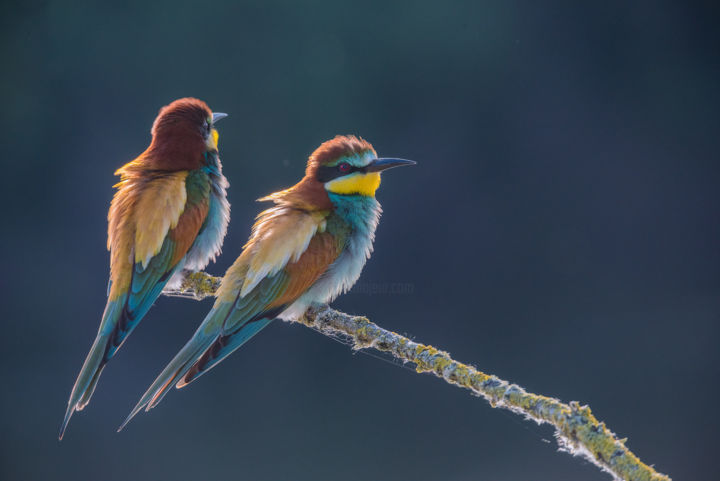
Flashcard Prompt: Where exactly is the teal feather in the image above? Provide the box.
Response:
[119,272,290,431]
[60,236,182,439]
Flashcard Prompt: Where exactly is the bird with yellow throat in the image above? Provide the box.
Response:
[60,98,231,439]
[120,135,415,428]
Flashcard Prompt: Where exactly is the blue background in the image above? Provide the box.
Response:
[1,1,717,479]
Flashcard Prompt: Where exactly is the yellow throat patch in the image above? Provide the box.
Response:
[325,172,381,196]
[206,128,220,150]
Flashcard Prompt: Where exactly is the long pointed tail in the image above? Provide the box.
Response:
[118,325,216,432]
[60,297,132,439]
[60,257,179,440]
[119,307,277,432]
[176,317,274,388]
[59,333,109,439]
[60,287,152,439]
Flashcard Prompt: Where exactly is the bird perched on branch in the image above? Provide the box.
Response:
[60,98,231,439]
[120,135,415,429]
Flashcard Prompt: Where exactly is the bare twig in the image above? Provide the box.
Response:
[164,271,671,481]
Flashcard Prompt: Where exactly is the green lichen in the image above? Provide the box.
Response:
[431,356,452,374]
[352,319,375,348]
[160,271,671,481]
[412,344,442,372]
[179,271,221,299]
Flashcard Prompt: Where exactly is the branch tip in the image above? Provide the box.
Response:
[163,270,671,481]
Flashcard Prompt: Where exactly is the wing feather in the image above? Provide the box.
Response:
[216,206,327,299]
[133,172,188,267]
[63,168,209,438]
[121,209,342,426]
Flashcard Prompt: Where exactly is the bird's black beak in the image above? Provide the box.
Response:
[212,112,228,123]
[365,158,417,173]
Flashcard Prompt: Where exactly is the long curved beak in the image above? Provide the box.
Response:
[212,112,228,123]
[366,158,417,172]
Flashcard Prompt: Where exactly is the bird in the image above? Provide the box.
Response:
[60,98,231,439]
[119,135,415,430]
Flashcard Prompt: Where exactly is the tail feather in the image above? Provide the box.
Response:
[60,295,131,440]
[177,317,274,388]
[76,360,105,409]
[118,328,215,431]
[119,307,279,431]
[60,275,169,440]
[59,329,111,440]
[119,305,230,432]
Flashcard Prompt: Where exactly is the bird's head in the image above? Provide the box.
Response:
[307,135,416,197]
[146,97,227,170]
[259,135,415,211]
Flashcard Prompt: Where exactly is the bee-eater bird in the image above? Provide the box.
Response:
[60,98,231,439]
[119,135,414,429]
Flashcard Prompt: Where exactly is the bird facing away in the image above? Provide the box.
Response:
[60,98,231,439]
[120,135,415,429]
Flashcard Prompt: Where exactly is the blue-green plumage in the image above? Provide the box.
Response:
[61,230,187,437]
[59,98,230,440]
[117,135,413,431]
[183,152,230,272]
[118,270,291,429]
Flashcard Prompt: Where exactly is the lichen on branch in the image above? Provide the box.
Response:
[163,271,671,481]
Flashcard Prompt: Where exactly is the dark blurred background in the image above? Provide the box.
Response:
[1,1,717,479]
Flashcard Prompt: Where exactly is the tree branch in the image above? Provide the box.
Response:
[164,271,671,481]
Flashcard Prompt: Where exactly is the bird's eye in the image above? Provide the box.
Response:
[338,162,351,173]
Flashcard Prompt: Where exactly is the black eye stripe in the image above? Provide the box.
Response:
[316,164,365,182]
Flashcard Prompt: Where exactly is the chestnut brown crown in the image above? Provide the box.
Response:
[142,98,215,171]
